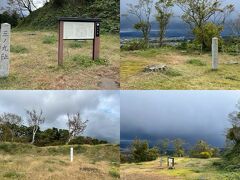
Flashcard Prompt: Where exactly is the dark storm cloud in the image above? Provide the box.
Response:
[0,91,120,143]
[121,91,240,148]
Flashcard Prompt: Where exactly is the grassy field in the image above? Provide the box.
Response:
[0,143,120,180]
[121,47,240,89]
[121,157,240,180]
[0,31,119,90]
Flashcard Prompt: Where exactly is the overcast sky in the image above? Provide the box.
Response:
[0,90,120,144]
[121,0,240,31]
[121,91,240,148]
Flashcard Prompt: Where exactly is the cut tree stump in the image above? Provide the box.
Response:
[144,64,168,72]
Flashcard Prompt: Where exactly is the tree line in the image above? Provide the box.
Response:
[121,138,219,163]
[121,100,240,165]
[126,0,239,50]
[0,109,108,147]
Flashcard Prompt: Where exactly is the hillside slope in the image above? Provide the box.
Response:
[17,0,119,33]
[0,143,120,179]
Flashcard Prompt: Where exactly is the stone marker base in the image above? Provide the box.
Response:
[144,64,167,72]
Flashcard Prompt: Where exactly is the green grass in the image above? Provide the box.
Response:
[42,35,56,44]
[163,68,182,77]
[0,31,119,90]
[0,142,119,179]
[0,142,119,163]
[3,171,23,178]
[69,41,83,48]
[10,45,28,53]
[121,157,240,180]
[70,55,108,68]
[186,59,206,66]
[121,47,240,90]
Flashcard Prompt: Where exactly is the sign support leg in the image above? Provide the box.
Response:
[58,21,64,65]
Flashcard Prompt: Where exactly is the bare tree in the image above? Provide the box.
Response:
[155,0,174,47]
[230,14,240,37]
[66,112,88,144]
[127,0,154,47]
[26,109,45,144]
[8,0,38,15]
[0,113,22,142]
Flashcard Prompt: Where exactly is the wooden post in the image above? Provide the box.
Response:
[58,21,64,66]
[0,23,11,77]
[70,147,73,162]
[93,22,100,60]
[212,37,218,70]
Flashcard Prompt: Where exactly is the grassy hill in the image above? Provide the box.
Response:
[121,157,240,180]
[16,0,119,33]
[0,142,120,179]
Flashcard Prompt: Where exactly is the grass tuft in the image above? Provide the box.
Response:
[163,68,182,77]
[109,167,120,178]
[69,41,82,48]
[11,45,28,53]
[186,59,206,66]
[3,171,22,178]
[42,35,56,44]
[71,55,108,68]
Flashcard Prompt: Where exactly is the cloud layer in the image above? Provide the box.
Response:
[0,90,120,143]
[121,91,240,148]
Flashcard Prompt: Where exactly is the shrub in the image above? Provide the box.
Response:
[146,147,159,161]
[199,151,211,159]
[11,45,28,54]
[130,139,159,163]
[193,22,223,51]
[109,167,120,178]
[71,55,108,68]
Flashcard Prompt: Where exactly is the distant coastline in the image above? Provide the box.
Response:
[120,29,233,41]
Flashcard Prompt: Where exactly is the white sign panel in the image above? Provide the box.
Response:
[63,22,94,40]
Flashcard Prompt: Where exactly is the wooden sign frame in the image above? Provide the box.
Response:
[58,17,101,66]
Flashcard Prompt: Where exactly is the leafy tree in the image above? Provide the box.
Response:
[0,113,22,142]
[130,139,159,162]
[173,138,185,157]
[155,0,173,47]
[177,0,234,49]
[87,0,119,33]
[26,109,45,144]
[0,11,20,27]
[127,0,154,46]
[190,140,219,158]
[158,138,169,155]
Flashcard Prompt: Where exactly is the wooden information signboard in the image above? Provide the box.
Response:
[58,17,101,65]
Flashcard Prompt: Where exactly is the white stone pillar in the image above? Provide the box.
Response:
[212,37,218,70]
[70,147,73,162]
[0,23,11,77]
